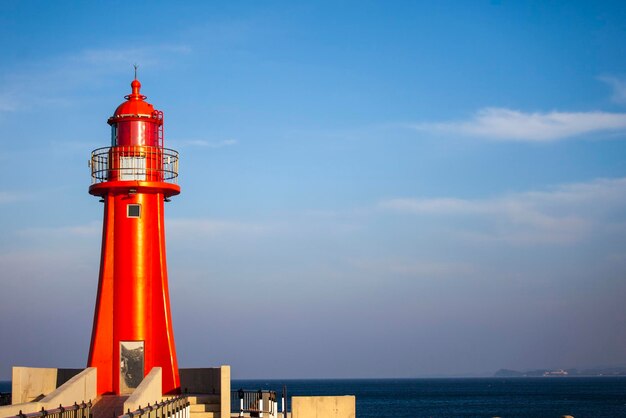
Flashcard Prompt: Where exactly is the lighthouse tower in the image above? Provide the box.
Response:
[87,77,180,395]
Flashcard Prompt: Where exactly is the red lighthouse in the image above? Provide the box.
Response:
[88,77,180,395]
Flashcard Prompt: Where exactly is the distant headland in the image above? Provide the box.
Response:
[495,367,626,377]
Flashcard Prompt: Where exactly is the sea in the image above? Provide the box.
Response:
[232,378,626,418]
[3,377,626,417]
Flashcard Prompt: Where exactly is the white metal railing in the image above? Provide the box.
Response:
[232,390,277,418]
[90,146,179,184]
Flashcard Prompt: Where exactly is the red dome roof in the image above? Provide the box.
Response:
[110,79,157,121]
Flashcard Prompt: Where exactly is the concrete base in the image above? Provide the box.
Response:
[291,396,355,418]
[180,366,230,418]
[124,367,163,413]
[91,395,128,418]
[11,367,83,404]
[0,367,96,418]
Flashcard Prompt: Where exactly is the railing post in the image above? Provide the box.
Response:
[282,385,287,418]
[272,392,278,418]
[258,390,263,418]
[238,388,244,417]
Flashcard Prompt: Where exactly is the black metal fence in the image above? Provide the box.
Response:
[14,401,92,418]
[119,395,189,418]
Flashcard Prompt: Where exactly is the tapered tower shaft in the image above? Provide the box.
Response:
[87,78,180,395]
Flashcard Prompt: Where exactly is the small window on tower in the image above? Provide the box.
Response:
[127,204,141,218]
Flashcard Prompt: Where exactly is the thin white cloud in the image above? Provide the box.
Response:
[175,139,239,148]
[0,191,28,204]
[168,218,268,237]
[380,177,626,244]
[381,197,480,214]
[598,75,626,104]
[414,108,626,141]
[79,44,191,67]
[0,94,17,112]
[0,43,191,114]
[349,258,476,279]
[17,222,101,238]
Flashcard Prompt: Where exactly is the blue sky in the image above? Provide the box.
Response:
[2,1,626,380]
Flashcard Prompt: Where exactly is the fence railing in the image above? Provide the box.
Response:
[119,395,189,418]
[13,401,91,418]
[90,146,179,185]
[0,392,11,406]
[232,390,277,418]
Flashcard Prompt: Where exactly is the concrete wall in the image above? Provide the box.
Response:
[291,396,355,418]
[40,368,97,407]
[124,367,163,413]
[179,367,220,394]
[12,367,57,404]
[1,368,95,418]
[179,366,230,418]
[56,369,85,388]
[11,367,83,404]
[219,366,230,418]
